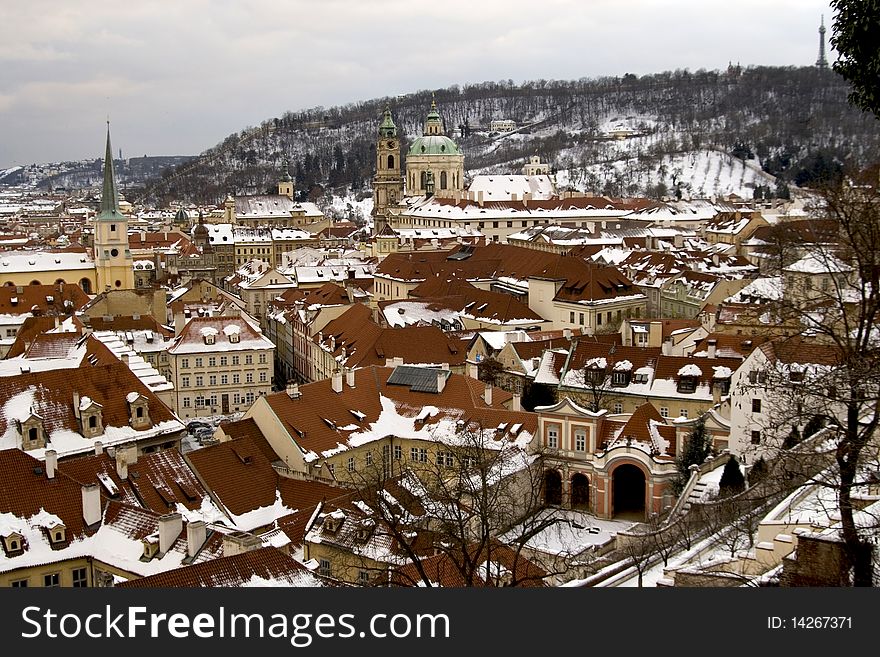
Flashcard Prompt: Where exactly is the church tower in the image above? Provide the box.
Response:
[372,106,404,235]
[94,125,134,291]
[277,160,295,199]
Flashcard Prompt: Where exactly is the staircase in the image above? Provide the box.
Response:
[682,480,709,513]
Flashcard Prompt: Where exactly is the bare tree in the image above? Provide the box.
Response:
[745,176,880,585]
[333,423,582,587]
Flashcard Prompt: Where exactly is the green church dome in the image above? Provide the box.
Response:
[407,135,461,156]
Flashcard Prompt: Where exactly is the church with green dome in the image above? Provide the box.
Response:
[404,98,465,197]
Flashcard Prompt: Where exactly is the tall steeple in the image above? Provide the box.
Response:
[98,123,124,221]
[816,15,828,69]
[93,122,134,291]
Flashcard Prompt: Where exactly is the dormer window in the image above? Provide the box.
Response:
[204,333,215,345]
[611,371,630,387]
[3,533,24,554]
[20,414,46,451]
[79,398,104,438]
[126,393,151,429]
[229,333,240,344]
[142,535,159,559]
[47,524,66,544]
[585,368,605,385]
[678,376,697,393]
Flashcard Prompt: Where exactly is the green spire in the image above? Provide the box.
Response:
[379,106,397,138]
[97,123,124,221]
[280,159,292,182]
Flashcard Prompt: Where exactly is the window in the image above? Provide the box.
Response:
[570,311,575,324]
[195,357,203,368]
[88,415,97,429]
[574,429,586,452]
[789,370,805,383]
[183,397,191,408]
[209,375,217,386]
[259,372,267,383]
[365,451,373,466]
[259,353,267,364]
[318,559,331,577]
[245,355,253,365]
[579,312,584,326]
[410,447,419,462]
[611,371,628,386]
[208,357,216,367]
[233,374,240,384]
[182,376,190,388]
[195,376,204,387]
[347,457,355,472]
[436,451,446,466]
[72,567,87,587]
[678,377,696,393]
[358,571,370,585]
[245,392,255,404]
[232,356,240,366]
[547,426,558,449]
[596,313,602,326]
[752,399,762,413]
[680,409,689,419]
[11,579,28,588]
[181,358,189,369]
[246,373,254,383]
[195,396,205,407]
[751,430,761,445]
[220,356,228,366]
[394,445,402,460]
[221,375,228,385]
[43,573,60,588]
[110,224,117,232]
[659,407,669,418]
[613,402,623,414]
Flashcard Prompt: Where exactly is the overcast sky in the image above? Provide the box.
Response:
[0,0,836,167]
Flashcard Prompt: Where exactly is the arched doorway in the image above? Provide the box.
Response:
[612,464,646,519]
[571,473,590,509]
[543,469,562,506]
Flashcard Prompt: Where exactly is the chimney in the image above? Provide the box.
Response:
[484,384,493,406]
[511,395,522,412]
[661,339,672,356]
[332,369,343,394]
[45,449,57,479]
[563,328,572,339]
[346,368,356,388]
[158,513,183,554]
[186,520,207,558]
[94,440,103,455]
[286,382,300,399]
[82,484,101,527]
[116,450,128,480]
[707,339,717,359]
[478,190,484,207]
[712,382,722,405]
[436,370,447,393]
[222,531,263,557]
[73,392,81,418]
[524,192,532,207]
[174,312,186,335]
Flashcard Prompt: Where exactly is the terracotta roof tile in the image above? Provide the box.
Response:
[116,546,320,587]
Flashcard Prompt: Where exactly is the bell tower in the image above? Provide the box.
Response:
[94,124,134,291]
[372,106,404,236]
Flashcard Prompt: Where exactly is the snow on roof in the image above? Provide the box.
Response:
[612,359,633,371]
[585,357,607,369]
[677,363,702,377]
[784,253,851,275]
[382,301,460,328]
[0,250,94,273]
[712,365,733,379]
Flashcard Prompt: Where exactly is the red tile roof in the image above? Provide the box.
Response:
[0,283,90,316]
[263,366,538,459]
[116,546,321,587]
